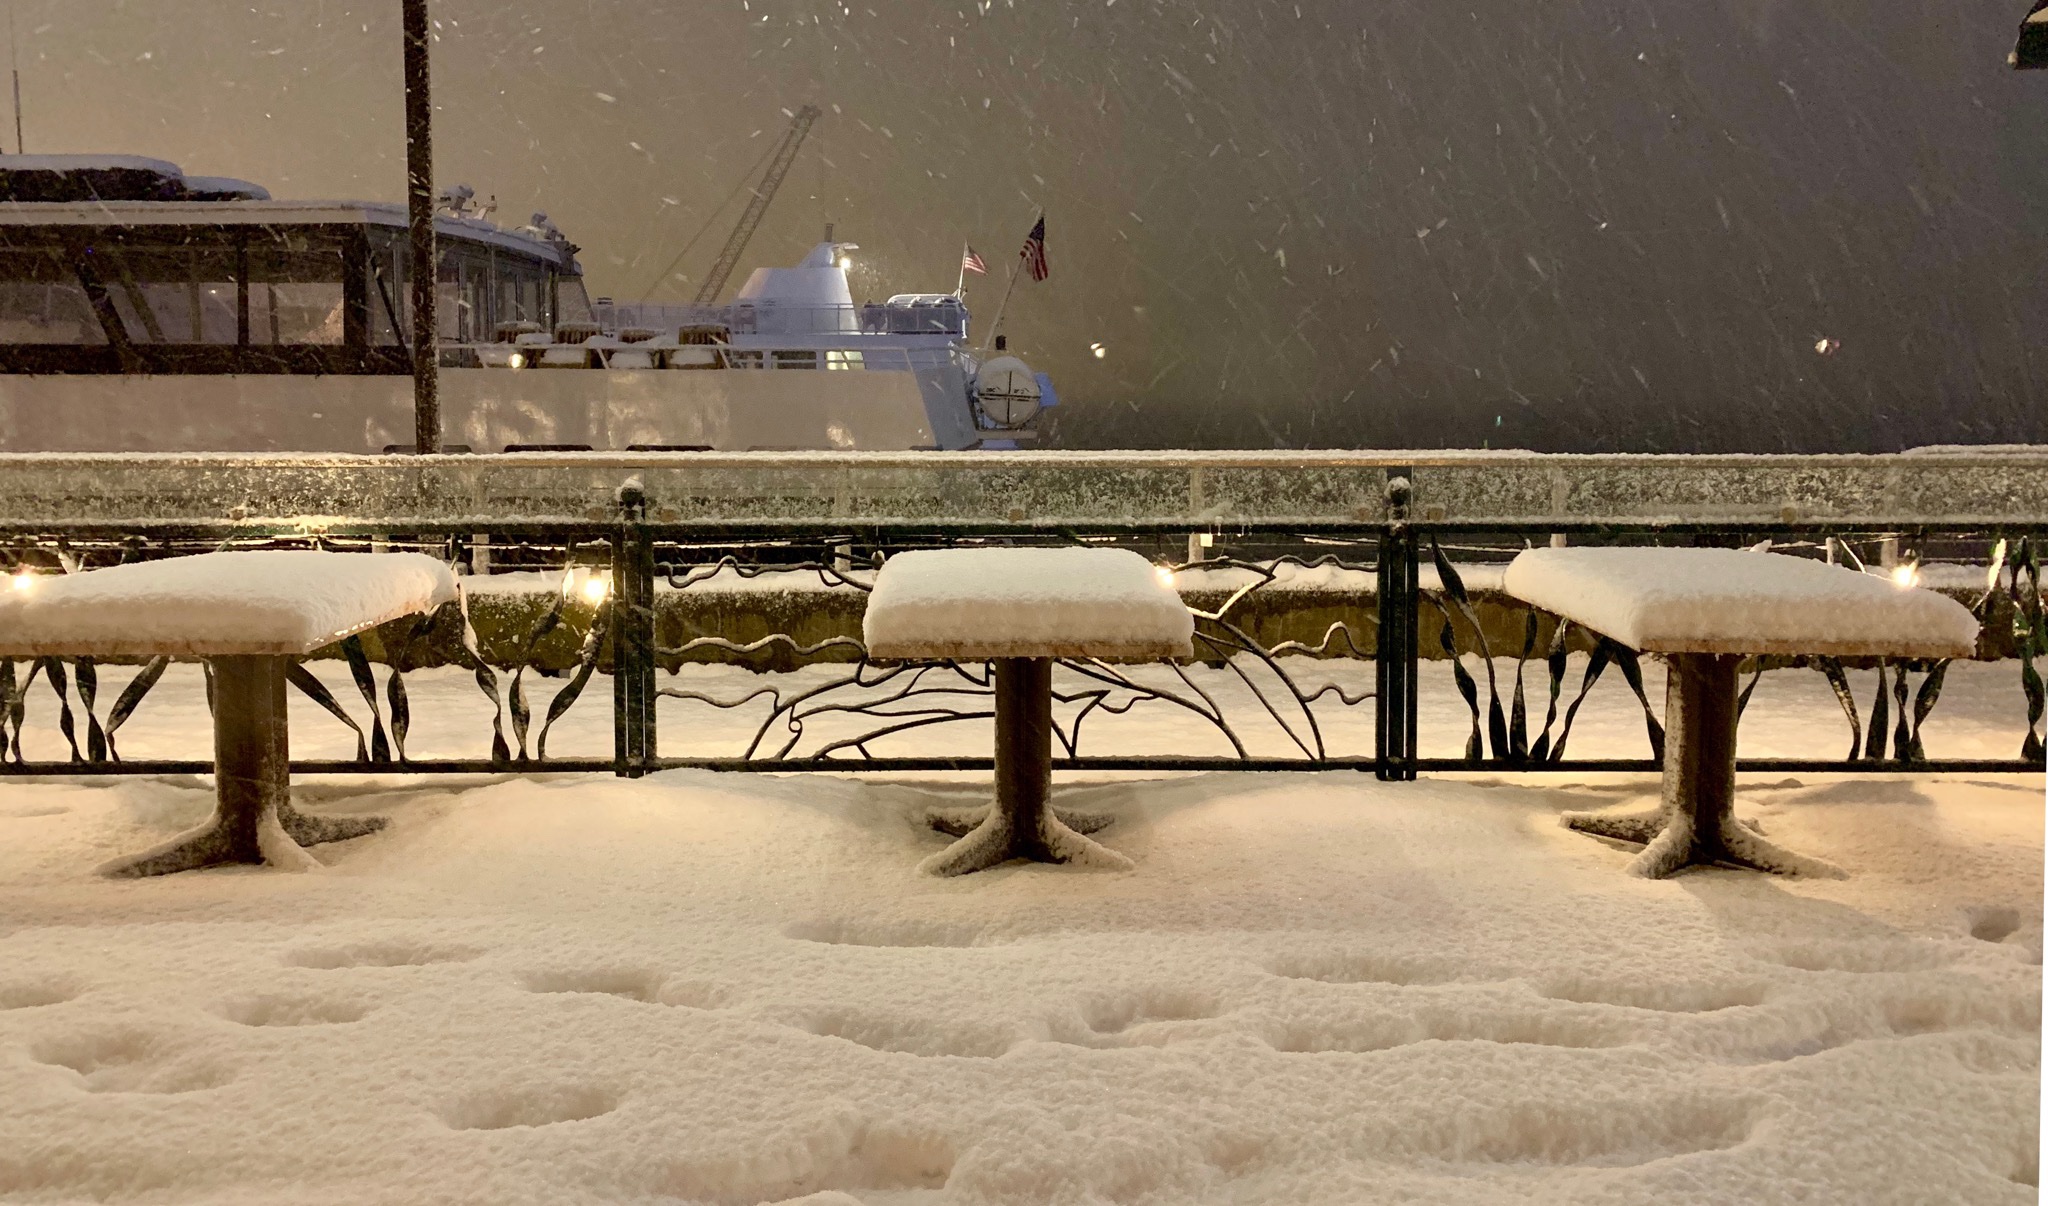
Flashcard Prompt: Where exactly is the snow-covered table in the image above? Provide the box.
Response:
[0,551,457,877]
[864,547,1194,875]
[1504,547,1980,878]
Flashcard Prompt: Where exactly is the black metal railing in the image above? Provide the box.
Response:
[0,485,2042,782]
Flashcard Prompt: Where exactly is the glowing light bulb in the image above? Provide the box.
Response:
[1154,565,1176,588]
[582,575,611,603]
[10,568,32,592]
[1090,341,1107,359]
[507,351,526,370]
[1889,562,1919,589]
[838,256,852,270]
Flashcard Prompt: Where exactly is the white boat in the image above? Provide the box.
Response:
[0,155,1050,453]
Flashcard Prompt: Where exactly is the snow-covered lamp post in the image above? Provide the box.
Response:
[403,0,439,452]
[2015,1,2048,69]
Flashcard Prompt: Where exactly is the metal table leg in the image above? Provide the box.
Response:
[1564,652,1839,879]
[919,657,1132,876]
[100,655,383,878]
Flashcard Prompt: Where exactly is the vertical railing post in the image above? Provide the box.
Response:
[1376,468,1419,781]
[612,478,657,777]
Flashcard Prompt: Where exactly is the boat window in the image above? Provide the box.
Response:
[367,242,405,346]
[0,221,565,368]
[497,271,544,329]
[0,248,106,344]
[436,255,477,343]
[249,239,347,346]
[824,349,863,370]
[557,276,594,328]
[773,350,819,370]
[94,245,240,345]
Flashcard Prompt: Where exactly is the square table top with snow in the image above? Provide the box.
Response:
[0,550,458,658]
[1502,546,1980,659]
[864,546,1195,662]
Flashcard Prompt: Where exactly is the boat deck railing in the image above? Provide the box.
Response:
[603,301,968,340]
[450,344,931,372]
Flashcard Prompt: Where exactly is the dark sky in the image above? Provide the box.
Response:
[20,0,2048,451]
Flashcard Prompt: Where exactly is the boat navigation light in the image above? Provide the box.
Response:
[1889,562,1920,590]
[838,255,853,270]
[582,574,611,604]
[11,568,34,593]
[1090,342,1107,359]
[507,351,526,370]
[1154,565,1176,588]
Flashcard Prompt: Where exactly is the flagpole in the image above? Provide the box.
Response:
[979,255,1023,352]
[955,241,968,297]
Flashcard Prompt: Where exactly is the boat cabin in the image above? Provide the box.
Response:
[0,155,586,375]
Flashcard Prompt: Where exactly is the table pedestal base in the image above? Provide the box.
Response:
[918,657,1132,876]
[100,656,386,878]
[1564,653,1840,880]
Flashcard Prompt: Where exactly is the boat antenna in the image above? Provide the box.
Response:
[9,1,22,154]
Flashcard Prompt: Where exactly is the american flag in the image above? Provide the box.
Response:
[961,245,987,275]
[1020,215,1049,281]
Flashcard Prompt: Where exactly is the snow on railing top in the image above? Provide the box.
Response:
[0,448,2040,529]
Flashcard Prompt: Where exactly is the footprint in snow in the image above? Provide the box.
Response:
[1265,950,1486,987]
[783,917,997,949]
[218,992,372,1027]
[1050,987,1224,1048]
[1966,906,2023,945]
[283,939,481,969]
[1755,939,1951,975]
[1537,975,1768,1013]
[440,1084,620,1130]
[31,1030,231,1095]
[0,980,80,1011]
[799,1010,1014,1059]
[520,968,727,1009]
[1266,1007,1634,1054]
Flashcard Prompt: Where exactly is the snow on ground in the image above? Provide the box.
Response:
[0,658,2039,1204]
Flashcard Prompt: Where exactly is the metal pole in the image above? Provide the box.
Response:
[1376,469,1419,782]
[9,2,23,154]
[612,480,656,777]
[978,240,1027,352]
[402,0,439,452]
[992,657,1055,856]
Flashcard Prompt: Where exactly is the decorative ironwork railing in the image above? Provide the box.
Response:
[0,454,2041,781]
